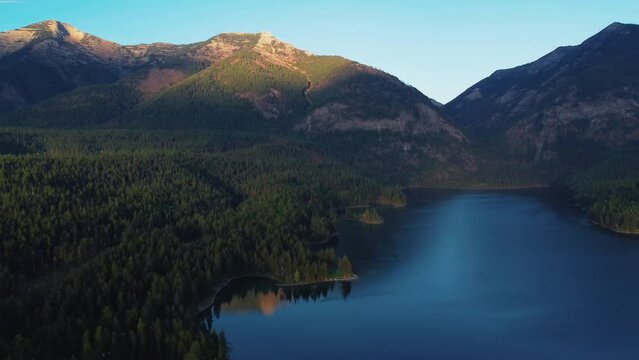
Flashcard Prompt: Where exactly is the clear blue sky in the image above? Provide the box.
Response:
[1,0,637,103]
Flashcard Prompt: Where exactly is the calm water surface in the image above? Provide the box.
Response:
[205,190,639,360]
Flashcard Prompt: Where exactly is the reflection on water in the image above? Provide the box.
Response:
[220,288,285,316]
[206,277,353,319]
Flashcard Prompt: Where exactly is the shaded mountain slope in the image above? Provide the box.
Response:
[445,22,639,166]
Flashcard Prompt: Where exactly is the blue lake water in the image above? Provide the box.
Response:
[205,189,639,360]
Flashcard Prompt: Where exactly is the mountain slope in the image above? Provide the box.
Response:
[445,22,639,165]
[122,32,468,183]
[0,22,468,183]
[0,20,271,113]
[0,22,460,139]
[0,20,125,112]
[124,31,461,139]
[124,34,310,130]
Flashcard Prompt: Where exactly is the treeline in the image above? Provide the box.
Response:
[0,129,403,359]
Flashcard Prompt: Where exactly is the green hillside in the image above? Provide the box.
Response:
[126,49,309,130]
[3,82,141,127]
[0,128,404,359]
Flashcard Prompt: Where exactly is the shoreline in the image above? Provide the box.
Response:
[276,274,358,287]
[359,219,384,225]
[309,233,339,246]
[589,219,639,236]
[339,217,384,225]
[570,201,639,236]
[404,184,551,191]
[334,202,406,211]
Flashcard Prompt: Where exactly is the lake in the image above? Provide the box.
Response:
[204,189,639,359]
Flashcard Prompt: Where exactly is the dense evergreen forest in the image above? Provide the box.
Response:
[1,126,637,360]
[564,149,639,234]
[0,128,404,359]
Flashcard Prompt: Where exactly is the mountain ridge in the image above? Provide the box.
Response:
[445,21,639,168]
[0,20,468,183]
[0,20,454,132]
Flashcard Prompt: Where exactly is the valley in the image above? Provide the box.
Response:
[0,18,638,360]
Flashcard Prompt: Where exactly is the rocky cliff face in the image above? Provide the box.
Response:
[445,22,639,162]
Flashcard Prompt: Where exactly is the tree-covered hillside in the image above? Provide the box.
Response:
[0,128,403,360]
[564,149,639,234]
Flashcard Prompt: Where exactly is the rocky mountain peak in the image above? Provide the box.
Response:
[202,31,311,68]
[23,20,86,42]
[254,32,312,68]
[600,22,635,34]
[0,20,93,58]
[41,20,81,37]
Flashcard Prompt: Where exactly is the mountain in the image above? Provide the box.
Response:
[445,22,639,166]
[0,20,122,112]
[125,32,460,136]
[0,21,468,183]
[0,20,258,113]
[0,21,459,136]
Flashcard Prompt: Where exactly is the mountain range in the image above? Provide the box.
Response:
[0,20,456,136]
[1,20,639,183]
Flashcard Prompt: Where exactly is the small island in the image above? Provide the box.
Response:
[359,208,384,224]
